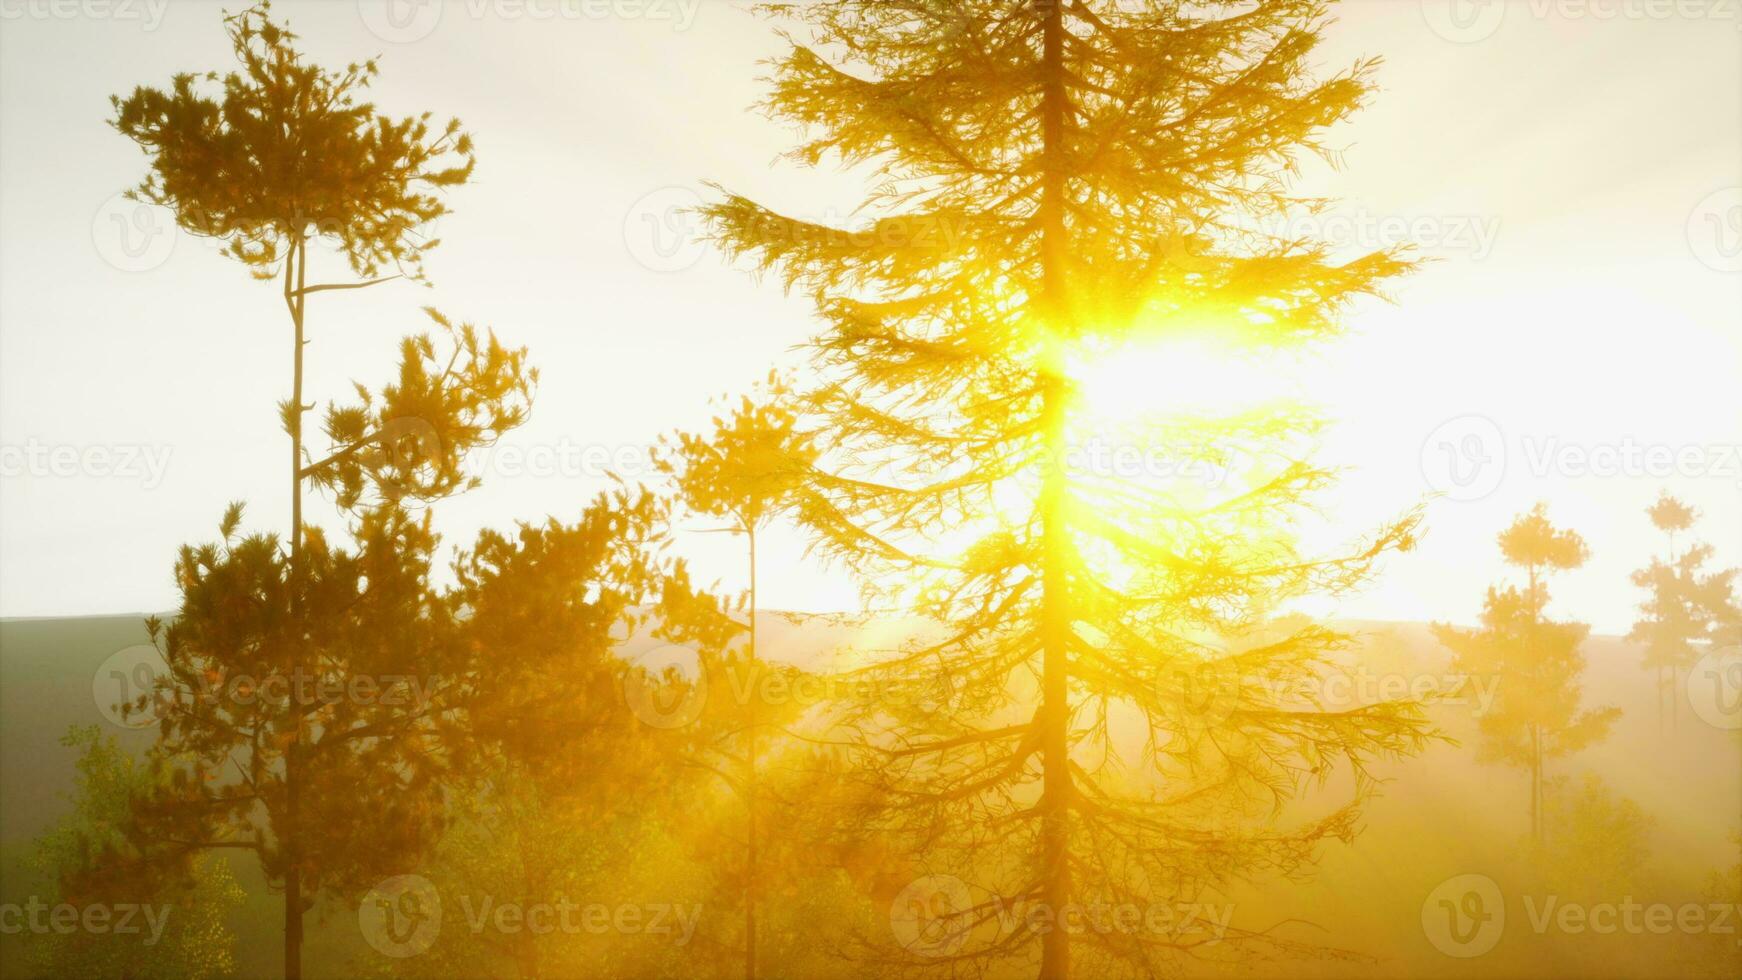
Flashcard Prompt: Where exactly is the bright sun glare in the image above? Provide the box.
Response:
[1071,338,1299,422]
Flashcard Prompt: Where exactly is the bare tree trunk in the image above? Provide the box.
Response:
[745,525,758,980]
[1527,725,1537,842]
[283,236,308,980]
[1526,565,1541,846]
[1658,666,1666,736]
[1671,667,1680,732]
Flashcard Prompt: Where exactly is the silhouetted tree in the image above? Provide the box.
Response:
[1435,504,1618,843]
[1630,493,1741,731]
[704,2,1432,975]
[111,6,486,974]
[656,372,821,979]
[111,322,529,979]
[1520,773,1654,899]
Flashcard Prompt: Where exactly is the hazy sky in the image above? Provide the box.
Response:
[1,0,1738,634]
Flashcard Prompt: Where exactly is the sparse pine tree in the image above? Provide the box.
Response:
[110,7,502,974]
[656,371,821,980]
[1630,493,1741,732]
[1436,503,1618,844]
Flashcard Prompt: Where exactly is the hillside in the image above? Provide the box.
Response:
[1,614,1736,978]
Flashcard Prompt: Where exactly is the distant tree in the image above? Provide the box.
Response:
[29,726,244,980]
[111,7,491,975]
[655,372,821,980]
[1629,493,1741,731]
[1435,504,1618,843]
[1520,773,1654,899]
[1687,833,1742,975]
[704,2,1433,975]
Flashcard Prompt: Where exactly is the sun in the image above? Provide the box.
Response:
[1069,336,1301,424]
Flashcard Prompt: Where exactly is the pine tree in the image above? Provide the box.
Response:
[704,3,1433,975]
[655,372,821,979]
[1629,493,1741,732]
[1435,503,1618,843]
[110,7,489,974]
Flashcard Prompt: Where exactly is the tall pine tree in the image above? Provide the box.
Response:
[1629,493,1741,732]
[656,372,820,980]
[110,7,483,975]
[1435,504,1618,843]
[706,2,1432,975]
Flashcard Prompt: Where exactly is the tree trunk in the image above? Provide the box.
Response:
[1671,666,1681,732]
[1528,725,1540,843]
[1526,564,1541,846]
[283,236,309,980]
[745,525,758,980]
[1037,2,1072,976]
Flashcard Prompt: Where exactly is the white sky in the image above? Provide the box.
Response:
[1,0,1738,634]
